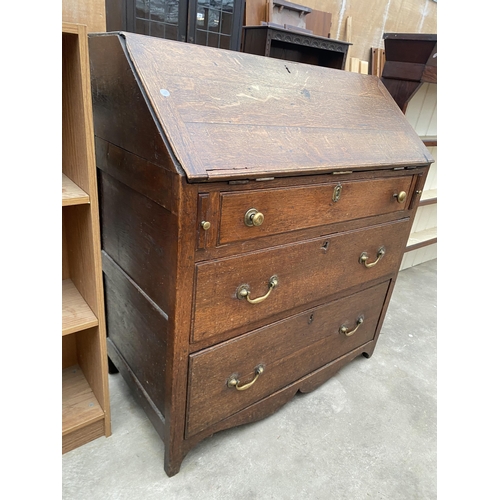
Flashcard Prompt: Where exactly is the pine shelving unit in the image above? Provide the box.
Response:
[62,21,110,453]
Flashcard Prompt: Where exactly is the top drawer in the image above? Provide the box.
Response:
[219,175,413,244]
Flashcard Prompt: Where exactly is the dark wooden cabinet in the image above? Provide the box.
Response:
[89,32,433,476]
[106,0,244,50]
[241,25,350,69]
[381,33,437,112]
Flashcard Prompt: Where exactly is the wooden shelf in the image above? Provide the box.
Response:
[62,279,98,336]
[62,173,90,206]
[420,188,437,206]
[62,365,105,453]
[62,21,111,452]
[421,136,437,147]
[405,227,437,252]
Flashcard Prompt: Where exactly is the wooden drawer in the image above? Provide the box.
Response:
[186,281,390,437]
[192,218,409,344]
[218,175,413,244]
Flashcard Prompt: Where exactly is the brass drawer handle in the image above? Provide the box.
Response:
[228,365,264,391]
[359,247,385,268]
[244,208,265,227]
[394,191,407,203]
[340,316,364,337]
[237,275,278,304]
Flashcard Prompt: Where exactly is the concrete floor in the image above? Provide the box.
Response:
[62,259,437,500]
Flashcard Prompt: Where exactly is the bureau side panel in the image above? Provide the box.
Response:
[98,170,177,315]
[97,170,179,421]
[89,33,181,175]
[102,252,167,416]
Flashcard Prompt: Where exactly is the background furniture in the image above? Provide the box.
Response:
[241,24,349,68]
[62,22,111,453]
[88,32,431,476]
[380,33,437,269]
[106,0,245,51]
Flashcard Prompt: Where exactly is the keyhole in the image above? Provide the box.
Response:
[321,241,330,252]
[308,313,314,324]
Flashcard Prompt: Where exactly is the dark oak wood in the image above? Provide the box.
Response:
[186,281,390,436]
[219,175,413,244]
[381,33,437,113]
[89,32,432,477]
[242,25,349,70]
[192,219,410,344]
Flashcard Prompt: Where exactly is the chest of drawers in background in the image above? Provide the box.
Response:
[89,32,433,476]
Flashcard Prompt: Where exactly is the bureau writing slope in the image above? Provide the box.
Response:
[89,32,433,476]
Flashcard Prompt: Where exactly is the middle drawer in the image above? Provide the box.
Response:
[192,218,409,344]
[186,280,390,438]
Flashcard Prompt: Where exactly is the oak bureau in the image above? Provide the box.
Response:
[88,32,433,476]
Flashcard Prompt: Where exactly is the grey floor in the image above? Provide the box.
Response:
[62,259,437,500]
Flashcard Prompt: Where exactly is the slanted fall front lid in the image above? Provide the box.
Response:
[103,32,433,182]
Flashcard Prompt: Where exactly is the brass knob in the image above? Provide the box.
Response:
[244,208,265,227]
[394,191,407,203]
[201,221,211,230]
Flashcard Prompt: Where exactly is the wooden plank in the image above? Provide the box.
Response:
[62,365,104,438]
[360,61,369,74]
[405,227,437,252]
[62,279,98,336]
[62,334,78,370]
[62,0,106,33]
[349,57,360,73]
[245,0,268,26]
[62,173,90,206]
[371,48,385,76]
[419,189,437,206]
[382,61,425,81]
[345,15,352,43]
[305,9,332,37]
[422,137,437,147]
[63,419,105,454]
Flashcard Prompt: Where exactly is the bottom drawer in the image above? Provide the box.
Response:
[186,280,391,437]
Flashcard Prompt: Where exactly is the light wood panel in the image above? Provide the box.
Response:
[305,9,332,37]
[62,22,111,449]
[62,173,90,206]
[62,0,106,33]
[62,365,105,453]
[62,279,98,336]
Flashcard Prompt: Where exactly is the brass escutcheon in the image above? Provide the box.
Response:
[244,208,265,227]
[332,183,342,202]
[228,365,264,391]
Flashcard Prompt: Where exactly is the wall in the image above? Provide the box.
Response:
[246,0,437,62]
